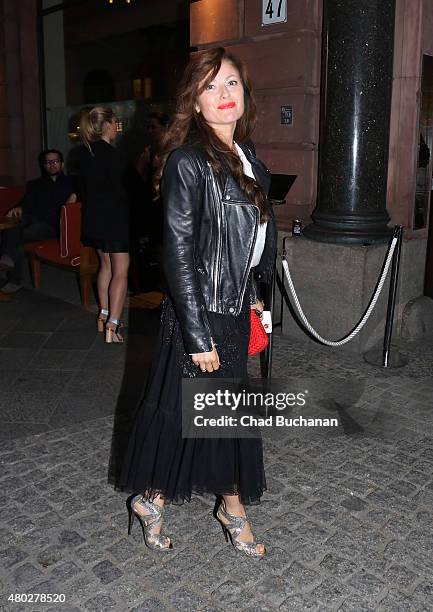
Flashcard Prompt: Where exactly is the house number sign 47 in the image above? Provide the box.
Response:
[262,0,287,26]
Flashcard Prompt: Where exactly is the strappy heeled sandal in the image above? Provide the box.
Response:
[127,495,173,551]
[97,308,109,333]
[216,501,266,558]
[105,318,124,343]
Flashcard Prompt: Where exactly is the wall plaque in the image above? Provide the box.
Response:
[262,0,287,26]
[281,105,293,125]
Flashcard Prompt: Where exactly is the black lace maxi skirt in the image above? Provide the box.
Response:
[118,284,266,505]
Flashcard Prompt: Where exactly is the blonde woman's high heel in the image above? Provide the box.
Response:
[105,318,124,343]
[97,308,109,332]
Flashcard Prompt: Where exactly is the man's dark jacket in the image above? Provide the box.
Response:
[21,173,75,231]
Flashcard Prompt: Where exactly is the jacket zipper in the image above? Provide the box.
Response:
[236,151,264,311]
[208,165,222,311]
[208,163,260,314]
[237,204,259,314]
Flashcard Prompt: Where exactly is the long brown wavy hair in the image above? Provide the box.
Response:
[155,47,269,222]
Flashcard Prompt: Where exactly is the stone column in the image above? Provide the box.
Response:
[304,0,396,244]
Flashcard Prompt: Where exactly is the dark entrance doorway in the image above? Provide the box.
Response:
[421,55,433,297]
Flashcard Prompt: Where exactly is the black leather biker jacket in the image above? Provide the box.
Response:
[162,142,277,355]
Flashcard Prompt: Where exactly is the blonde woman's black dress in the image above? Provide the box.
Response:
[77,140,130,253]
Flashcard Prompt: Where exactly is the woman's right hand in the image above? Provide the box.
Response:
[191,348,220,372]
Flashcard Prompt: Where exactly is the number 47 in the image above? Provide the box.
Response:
[266,0,284,19]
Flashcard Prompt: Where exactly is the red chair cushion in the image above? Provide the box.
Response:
[0,186,25,216]
[60,202,81,259]
[35,240,80,267]
[24,240,51,254]
[23,202,82,267]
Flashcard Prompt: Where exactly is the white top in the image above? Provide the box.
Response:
[234,143,267,268]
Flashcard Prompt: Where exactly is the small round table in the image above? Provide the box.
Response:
[0,216,18,230]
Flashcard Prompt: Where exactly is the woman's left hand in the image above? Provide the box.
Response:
[191,347,220,372]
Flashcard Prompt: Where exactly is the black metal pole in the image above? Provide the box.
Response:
[273,235,287,331]
[382,225,403,366]
[263,254,278,379]
[279,236,287,329]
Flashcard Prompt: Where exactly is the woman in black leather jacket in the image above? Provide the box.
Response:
[119,47,277,557]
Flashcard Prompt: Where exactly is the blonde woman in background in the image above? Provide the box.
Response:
[77,106,130,343]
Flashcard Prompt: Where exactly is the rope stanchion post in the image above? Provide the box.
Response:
[273,235,288,331]
[262,238,287,379]
[262,253,277,379]
[280,236,287,330]
[364,226,408,368]
[383,226,403,366]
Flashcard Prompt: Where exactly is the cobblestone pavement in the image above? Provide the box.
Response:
[1,289,433,611]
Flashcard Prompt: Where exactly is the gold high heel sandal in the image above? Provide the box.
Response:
[97,308,109,333]
[105,318,124,343]
[216,501,266,558]
[127,495,173,551]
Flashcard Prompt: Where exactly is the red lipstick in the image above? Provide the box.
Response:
[218,102,235,109]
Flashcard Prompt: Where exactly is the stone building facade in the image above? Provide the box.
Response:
[1,0,433,350]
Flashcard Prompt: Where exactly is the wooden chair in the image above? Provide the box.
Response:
[25,202,99,309]
[0,186,25,215]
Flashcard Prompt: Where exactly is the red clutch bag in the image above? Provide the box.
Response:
[248,309,269,356]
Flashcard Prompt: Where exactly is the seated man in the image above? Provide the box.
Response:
[0,148,77,292]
